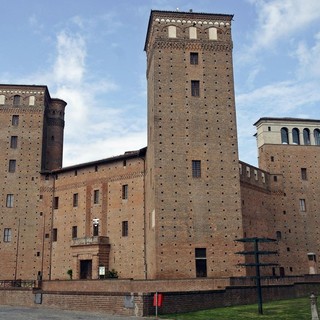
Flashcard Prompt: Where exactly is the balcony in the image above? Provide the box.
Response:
[71,236,109,247]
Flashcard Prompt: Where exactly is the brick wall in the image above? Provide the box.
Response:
[1,279,320,316]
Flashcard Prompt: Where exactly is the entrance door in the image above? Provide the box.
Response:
[80,260,92,279]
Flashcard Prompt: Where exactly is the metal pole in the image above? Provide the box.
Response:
[254,239,263,315]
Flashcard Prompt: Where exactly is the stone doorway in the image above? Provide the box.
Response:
[80,260,92,279]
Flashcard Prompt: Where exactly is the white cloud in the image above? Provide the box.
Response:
[295,32,320,79]
[249,0,320,50]
[237,80,320,115]
[53,31,86,84]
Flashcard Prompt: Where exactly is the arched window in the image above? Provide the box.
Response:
[292,128,300,145]
[303,128,310,145]
[0,95,5,105]
[29,96,35,106]
[314,129,320,145]
[168,26,176,38]
[13,95,21,106]
[281,127,289,144]
[189,26,197,39]
[209,27,218,40]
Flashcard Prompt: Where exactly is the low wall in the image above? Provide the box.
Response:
[0,277,320,316]
[41,277,230,292]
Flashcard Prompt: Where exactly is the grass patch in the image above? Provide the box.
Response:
[160,297,312,319]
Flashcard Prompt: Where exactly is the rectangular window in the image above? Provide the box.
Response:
[299,199,306,212]
[93,190,99,204]
[53,197,59,209]
[73,193,78,207]
[301,168,307,180]
[3,228,12,242]
[195,248,207,277]
[192,160,201,178]
[10,136,18,149]
[8,160,16,173]
[52,228,57,242]
[191,80,200,97]
[122,184,128,200]
[72,226,77,239]
[6,194,14,208]
[12,115,19,126]
[122,221,128,237]
[190,52,199,65]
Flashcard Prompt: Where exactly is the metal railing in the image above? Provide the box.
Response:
[0,280,36,288]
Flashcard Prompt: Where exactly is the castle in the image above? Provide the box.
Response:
[0,10,319,282]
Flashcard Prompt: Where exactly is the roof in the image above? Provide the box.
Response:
[254,117,320,126]
[44,147,147,174]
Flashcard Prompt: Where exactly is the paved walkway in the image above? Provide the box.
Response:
[0,305,154,320]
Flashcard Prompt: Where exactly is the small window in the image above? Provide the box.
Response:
[246,166,250,178]
[208,27,218,40]
[13,95,21,106]
[73,193,78,207]
[190,52,199,65]
[53,197,59,209]
[274,176,278,182]
[52,228,58,242]
[12,115,19,126]
[0,95,5,105]
[303,128,310,145]
[93,190,99,204]
[192,160,201,178]
[292,128,300,145]
[271,156,274,162]
[276,231,282,240]
[168,25,177,38]
[189,26,197,39]
[8,160,16,173]
[299,199,306,212]
[72,226,77,239]
[195,248,207,277]
[301,168,307,180]
[6,194,14,208]
[122,221,128,237]
[308,254,317,262]
[191,80,200,97]
[268,126,271,131]
[122,184,128,200]
[29,96,35,106]
[10,136,18,149]
[281,127,289,144]
[3,228,12,242]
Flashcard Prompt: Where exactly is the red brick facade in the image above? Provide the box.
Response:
[0,11,319,283]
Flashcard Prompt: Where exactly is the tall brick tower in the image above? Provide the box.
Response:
[0,84,66,280]
[144,10,245,279]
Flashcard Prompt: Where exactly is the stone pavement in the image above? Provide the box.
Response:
[0,305,155,320]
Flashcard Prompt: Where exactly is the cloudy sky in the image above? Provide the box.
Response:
[1,0,320,167]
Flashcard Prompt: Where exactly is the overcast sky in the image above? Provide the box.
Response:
[1,0,320,167]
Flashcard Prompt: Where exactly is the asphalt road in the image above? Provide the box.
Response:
[0,305,154,320]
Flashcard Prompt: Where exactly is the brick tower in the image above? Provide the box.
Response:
[255,117,320,276]
[0,84,66,280]
[144,10,245,279]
